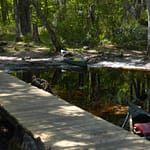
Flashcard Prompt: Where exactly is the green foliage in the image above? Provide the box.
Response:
[0,0,149,50]
[57,21,86,46]
[0,24,16,41]
[22,33,32,43]
[39,28,53,46]
[97,68,131,105]
[111,25,147,49]
[116,84,130,104]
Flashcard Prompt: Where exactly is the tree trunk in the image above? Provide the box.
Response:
[31,0,63,52]
[18,0,31,35]
[0,0,7,24]
[14,0,21,41]
[88,68,92,103]
[147,74,150,112]
[32,23,41,43]
[147,0,150,55]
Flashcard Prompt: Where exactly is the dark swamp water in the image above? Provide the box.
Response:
[10,66,150,128]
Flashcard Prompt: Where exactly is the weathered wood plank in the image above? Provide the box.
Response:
[0,71,150,149]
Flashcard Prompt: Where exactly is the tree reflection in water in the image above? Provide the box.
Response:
[11,67,149,127]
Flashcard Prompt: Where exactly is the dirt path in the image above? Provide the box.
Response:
[0,41,64,70]
[0,41,149,71]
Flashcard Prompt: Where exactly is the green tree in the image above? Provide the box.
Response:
[0,0,149,50]
[31,0,63,51]
[147,0,150,55]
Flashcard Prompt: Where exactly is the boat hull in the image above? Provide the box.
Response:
[63,57,87,67]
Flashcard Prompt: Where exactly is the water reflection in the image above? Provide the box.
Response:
[11,67,149,127]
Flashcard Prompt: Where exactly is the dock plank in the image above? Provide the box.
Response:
[0,71,150,149]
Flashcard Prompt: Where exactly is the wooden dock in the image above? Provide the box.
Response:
[0,71,150,149]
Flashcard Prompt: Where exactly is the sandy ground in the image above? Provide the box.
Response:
[0,41,149,71]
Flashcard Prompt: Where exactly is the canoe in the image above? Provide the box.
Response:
[63,56,87,67]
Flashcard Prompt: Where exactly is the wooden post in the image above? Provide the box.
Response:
[129,114,133,133]
[88,67,92,104]
[147,89,150,112]
[147,74,150,112]
[32,23,41,43]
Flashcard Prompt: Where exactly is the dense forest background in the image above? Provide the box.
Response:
[0,0,149,52]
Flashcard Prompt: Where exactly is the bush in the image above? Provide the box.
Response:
[110,25,147,50]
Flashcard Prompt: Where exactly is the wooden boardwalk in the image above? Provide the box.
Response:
[0,71,150,149]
